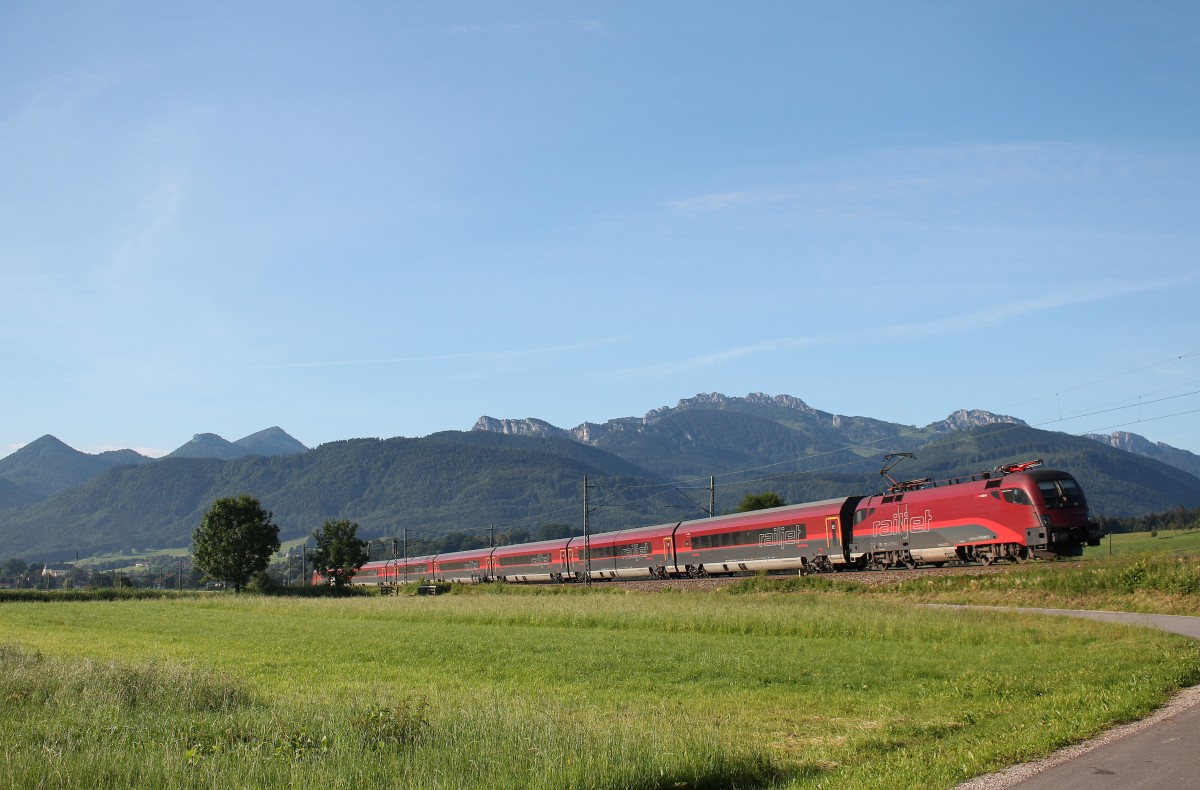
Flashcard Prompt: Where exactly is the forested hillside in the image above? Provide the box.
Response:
[0,437,671,560]
[2,395,1199,562]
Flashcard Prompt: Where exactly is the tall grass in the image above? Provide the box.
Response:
[726,553,1200,614]
[0,642,778,789]
[0,591,1196,788]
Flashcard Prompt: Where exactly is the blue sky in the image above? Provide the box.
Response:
[2,1,1199,459]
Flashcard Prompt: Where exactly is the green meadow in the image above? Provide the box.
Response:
[1085,527,1200,558]
[725,551,1200,615]
[1,589,1197,789]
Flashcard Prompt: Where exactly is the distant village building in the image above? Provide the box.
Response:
[42,562,75,578]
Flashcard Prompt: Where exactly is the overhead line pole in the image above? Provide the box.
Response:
[583,476,595,587]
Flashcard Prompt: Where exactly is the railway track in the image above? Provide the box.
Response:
[605,562,1028,592]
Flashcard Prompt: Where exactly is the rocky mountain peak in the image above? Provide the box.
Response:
[472,417,568,439]
[926,409,1026,433]
[1088,431,1156,453]
[644,392,819,424]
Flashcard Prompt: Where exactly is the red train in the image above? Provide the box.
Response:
[345,459,1102,586]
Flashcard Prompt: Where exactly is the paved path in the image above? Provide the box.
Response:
[943,606,1200,789]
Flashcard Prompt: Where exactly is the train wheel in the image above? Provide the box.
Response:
[1013,546,1030,564]
[902,558,917,570]
[979,554,995,566]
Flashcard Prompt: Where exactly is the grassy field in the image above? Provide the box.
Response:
[1085,528,1200,558]
[722,550,1200,615]
[1,589,1197,789]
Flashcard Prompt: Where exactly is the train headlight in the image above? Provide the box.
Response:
[1040,514,1052,527]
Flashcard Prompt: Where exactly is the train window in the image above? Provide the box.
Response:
[853,508,874,525]
[1001,489,1033,506]
[499,553,553,566]
[1038,478,1082,508]
[985,480,1001,489]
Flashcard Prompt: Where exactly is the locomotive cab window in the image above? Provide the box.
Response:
[1038,478,1083,508]
[1000,489,1033,506]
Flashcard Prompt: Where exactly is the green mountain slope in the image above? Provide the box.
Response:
[891,425,1200,516]
[233,426,309,457]
[0,478,43,510]
[0,436,671,561]
[2,396,1198,562]
[0,435,152,498]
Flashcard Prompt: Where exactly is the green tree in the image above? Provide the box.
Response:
[192,495,280,593]
[735,492,787,512]
[2,557,27,583]
[310,519,369,592]
[63,567,90,589]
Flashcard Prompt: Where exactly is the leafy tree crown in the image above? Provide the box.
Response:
[192,494,280,593]
[735,492,787,513]
[310,519,369,591]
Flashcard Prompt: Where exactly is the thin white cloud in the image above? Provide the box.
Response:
[0,71,118,134]
[878,275,1193,341]
[447,19,606,35]
[602,275,1194,380]
[669,190,788,212]
[225,335,634,372]
[100,173,187,290]
[666,142,1197,222]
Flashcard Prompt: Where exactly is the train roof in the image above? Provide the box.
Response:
[873,459,1075,497]
[491,538,569,555]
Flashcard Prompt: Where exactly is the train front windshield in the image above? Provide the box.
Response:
[1037,477,1084,509]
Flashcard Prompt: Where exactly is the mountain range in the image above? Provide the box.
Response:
[1,394,1198,561]
[0,427,308,500]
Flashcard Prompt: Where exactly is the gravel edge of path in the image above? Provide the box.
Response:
[947,604,1200,789]
[954,684,1200,789]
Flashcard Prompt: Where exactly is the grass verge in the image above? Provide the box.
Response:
[724,552,1200,615]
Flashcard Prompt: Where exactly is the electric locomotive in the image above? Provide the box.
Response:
[847,456,1101,570]
[342,457,1101,586]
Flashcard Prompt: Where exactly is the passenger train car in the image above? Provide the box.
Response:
[342,459,1102,587]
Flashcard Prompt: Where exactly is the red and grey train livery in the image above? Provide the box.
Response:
[346,459,1102,586]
